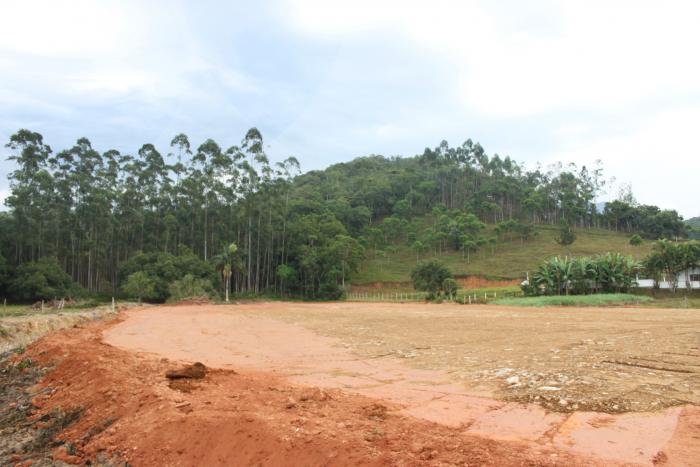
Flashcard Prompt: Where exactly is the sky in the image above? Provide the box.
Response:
[1,0,698,218]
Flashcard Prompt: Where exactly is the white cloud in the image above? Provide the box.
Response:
[0,1,257,101]
[551,107,700,216]
[286,0,700,117]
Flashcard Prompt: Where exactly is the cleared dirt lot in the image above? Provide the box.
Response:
[5,302,700,466]
[222,302,700,413]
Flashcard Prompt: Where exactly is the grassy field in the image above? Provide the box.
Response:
[634,289,700,308]
[353,224,652,284]
[0,301,107,318]
[492,293,653,307]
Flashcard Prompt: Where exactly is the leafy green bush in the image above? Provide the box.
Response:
[442,278,459,300]
[554,222,576,246]
[411,260,453,300]
[9,257,81,301]
[122,272,158,303]
[629,234,643,246]
[118,251,216,302]
[168,274,216,302]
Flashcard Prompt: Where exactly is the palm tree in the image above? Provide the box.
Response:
[213,242,238,302]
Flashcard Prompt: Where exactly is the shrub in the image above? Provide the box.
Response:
[118,251,216,302]
[411,260,453,299]
[122,272,158,303]
[520,281,541,297]
[629,234,643,246]
[10,257,81,301]
[168,274,216,302]
[554,222,576,246]
[442,278,459,301]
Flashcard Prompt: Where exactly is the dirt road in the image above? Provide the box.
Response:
[5,302,700,466]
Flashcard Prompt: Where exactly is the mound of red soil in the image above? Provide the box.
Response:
[454,276,520,289]
[14,318,609,466]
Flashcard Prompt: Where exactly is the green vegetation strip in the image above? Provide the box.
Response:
[492,293,653,307]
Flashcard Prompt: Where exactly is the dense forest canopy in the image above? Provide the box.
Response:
[0,128,688,301]
[686,217,700,240]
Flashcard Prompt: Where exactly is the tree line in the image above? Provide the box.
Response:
[0,129,689,301]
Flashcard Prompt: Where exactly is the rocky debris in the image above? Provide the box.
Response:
[363,426,385,442]
[298,387,331,403]
[165,362,207,380]
[362,403,388,421]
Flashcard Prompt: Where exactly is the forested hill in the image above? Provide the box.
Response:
[687,217,700,239]
[0,128,688,301]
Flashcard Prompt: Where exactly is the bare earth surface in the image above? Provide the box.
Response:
[4,302,700,466]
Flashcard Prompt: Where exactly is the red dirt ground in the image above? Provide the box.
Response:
[12,303,700,466]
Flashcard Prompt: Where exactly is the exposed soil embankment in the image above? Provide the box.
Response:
[2,318,596,467]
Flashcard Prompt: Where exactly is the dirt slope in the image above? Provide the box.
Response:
[3,303,699,466]
[5,319,596,467]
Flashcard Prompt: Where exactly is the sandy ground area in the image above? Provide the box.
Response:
[3,301,699,466]
[225,301,700,413]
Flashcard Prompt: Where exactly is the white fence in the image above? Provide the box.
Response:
[345,290,520,303]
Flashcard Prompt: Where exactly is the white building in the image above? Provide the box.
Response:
[636,267,700,289]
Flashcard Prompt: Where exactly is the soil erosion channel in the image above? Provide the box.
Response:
[103,303,700,466]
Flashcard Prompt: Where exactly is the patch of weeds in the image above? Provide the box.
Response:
[16,358,35,370]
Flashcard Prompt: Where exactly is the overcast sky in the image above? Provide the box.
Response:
[1,0,698,217]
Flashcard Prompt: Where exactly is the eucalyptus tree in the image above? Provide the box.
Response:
[5,129,53,262]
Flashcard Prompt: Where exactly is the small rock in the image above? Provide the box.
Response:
[165,362,207,380]
[506,376,520,385]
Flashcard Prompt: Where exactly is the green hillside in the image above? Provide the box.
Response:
[687,217,700,239]
[353,223,651,283]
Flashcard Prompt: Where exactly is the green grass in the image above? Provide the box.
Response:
[353,223,652,284]
[491,293,653,307]
[633,289,700,309]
